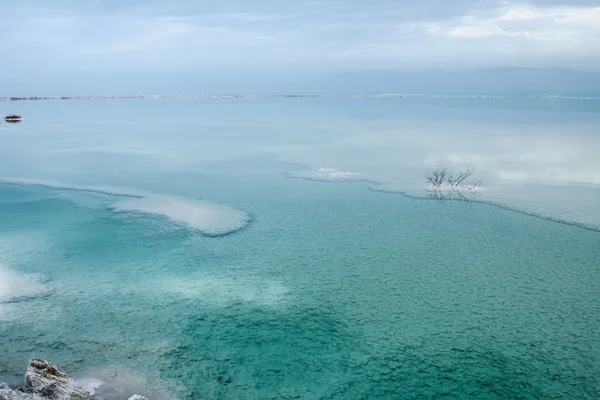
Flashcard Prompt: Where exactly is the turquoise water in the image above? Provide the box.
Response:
[1,98,600,399]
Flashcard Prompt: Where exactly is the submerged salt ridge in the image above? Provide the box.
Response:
[261,118,600,231]
[0,265,49,322]
[289,167,369,182]
[163,274,289,307]
[0,179,250,236]
[281,165,600,232]
[0,265,48,304]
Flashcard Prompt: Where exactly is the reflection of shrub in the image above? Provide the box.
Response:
[426,164,482,200]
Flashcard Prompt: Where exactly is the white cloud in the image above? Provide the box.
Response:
[425,23,442,35]
[447,5,600,46]
[495,5,600,23]
[554,7,600,23]
[497,7,548,21]
[1,1,600,73]
[450,24,521,38]
[84,17,277,53]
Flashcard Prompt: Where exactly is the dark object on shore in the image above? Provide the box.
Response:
[4,115,22,123]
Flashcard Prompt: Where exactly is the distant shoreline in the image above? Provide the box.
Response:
[1,94,599,101]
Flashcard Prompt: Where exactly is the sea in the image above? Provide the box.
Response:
[1,96,599,399]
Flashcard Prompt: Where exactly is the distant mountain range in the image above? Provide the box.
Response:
[311,67,600,96]
[2,67,600,97]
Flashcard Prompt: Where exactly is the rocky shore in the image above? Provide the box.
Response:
[0,360,147,400]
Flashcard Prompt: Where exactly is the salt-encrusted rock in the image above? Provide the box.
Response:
[0,382,44,400]
[1,360,150,400]
[23,360,92,400]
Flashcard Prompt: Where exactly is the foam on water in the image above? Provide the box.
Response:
[0,265,48,303]
[0,178,250,236]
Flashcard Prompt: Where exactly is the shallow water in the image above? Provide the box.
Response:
[1,98,600,399]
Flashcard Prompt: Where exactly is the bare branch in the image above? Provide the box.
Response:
[426,165,449,188]
[425,164,482,202]
[448,164,474,187]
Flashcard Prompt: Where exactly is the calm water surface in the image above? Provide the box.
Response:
[1,98,599,399]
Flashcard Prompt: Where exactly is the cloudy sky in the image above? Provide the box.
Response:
[1,0,599,92]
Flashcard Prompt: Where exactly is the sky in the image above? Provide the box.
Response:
[1,0,600,93]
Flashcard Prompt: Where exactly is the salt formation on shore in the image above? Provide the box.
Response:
[0,360,147,400]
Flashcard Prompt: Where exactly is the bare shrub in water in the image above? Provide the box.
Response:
[425,165,449,188]
[447,164,474,188]
[426,164,481,201]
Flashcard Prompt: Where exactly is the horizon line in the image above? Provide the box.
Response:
[2,94,600,101]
